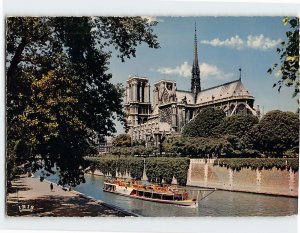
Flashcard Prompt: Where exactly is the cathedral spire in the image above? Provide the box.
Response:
[191,23,201,98]
[193,23,199,69]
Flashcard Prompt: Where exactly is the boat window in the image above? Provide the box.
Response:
[162,194,174,201]
[152,193,162,199]
[144,192,152,198]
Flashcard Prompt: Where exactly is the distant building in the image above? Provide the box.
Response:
[97,138,112,154]
[125,26,260,146]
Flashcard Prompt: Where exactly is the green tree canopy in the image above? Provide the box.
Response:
[214,114,259,138]
[268,17,299,97]
[246,110,299,156]
[162,136,236,158]
[112,134,132,147]
[6,17,159,185]
[182,107,225,137]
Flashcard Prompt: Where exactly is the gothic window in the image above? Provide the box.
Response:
[162,91,169,103]
[237,104,246,114]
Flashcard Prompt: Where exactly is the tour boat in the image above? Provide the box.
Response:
[103,178,198,206]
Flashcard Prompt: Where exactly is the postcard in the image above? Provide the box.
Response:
[2,0,299,233]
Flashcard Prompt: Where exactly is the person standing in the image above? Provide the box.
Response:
[50,183,54,192]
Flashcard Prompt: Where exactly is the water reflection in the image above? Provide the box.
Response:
[42,172,298,217]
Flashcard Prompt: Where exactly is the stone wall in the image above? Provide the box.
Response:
[159,106,172,125]
[187,159,298,197]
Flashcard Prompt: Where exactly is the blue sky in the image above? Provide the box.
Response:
[108,16,298,134]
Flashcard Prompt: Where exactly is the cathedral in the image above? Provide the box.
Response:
[125,27,260,146]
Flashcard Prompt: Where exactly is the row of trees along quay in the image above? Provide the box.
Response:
[6,17,299,188]
[85,157,190,186]
[85,156,298,187]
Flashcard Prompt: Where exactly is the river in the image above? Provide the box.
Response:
[42,172,297,217]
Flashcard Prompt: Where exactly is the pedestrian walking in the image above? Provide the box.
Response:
[50,183,54,192]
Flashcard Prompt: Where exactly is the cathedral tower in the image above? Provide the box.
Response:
[191,24,201,99]
[125,76,151,130]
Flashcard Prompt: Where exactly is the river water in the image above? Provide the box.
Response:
[42,173,297,217]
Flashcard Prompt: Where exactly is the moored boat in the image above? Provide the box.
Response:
[103,178,207,206]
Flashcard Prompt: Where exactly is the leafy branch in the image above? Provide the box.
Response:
[268,17,299,97]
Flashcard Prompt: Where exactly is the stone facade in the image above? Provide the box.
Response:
[159,106,172,125]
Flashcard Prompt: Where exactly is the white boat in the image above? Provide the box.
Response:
[103,179,199,206]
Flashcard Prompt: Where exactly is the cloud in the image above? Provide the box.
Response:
[141,16,164,23]
[247,34,282,51]
[155,62,234,80]
[201,34,281,51]
[157,61,191,77]
[201,35,244,50]
[200,63,234,80]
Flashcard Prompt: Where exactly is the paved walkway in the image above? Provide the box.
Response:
[6,174,132,217]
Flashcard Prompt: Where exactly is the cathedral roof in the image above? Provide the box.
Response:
[195,79,253,104]
[176,90,195,104]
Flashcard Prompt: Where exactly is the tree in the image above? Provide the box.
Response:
[6,17,159,186]
[162,136,234,158]
[214,115,260,157]
[112,134,132,147]
[182,107,225,137]
[268,17,299,97]
[214,114,259,138]
[246,110,299,156]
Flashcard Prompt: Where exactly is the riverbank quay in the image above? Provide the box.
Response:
[6,174,136,217]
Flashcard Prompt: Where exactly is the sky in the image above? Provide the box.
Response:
[106,16,298,134]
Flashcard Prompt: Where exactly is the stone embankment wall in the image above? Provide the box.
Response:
[187,159,298,197]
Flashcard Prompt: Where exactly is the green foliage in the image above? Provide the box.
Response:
[287,158,299,172]
[164,110,298,159]
[111,146,132,157]
[182,107,225,137]
[85,156,190,185]
[87,157,118,177]
[110,134,159,157]
[246,110,299,156]
[283,149,299,158]
[111,143,159,157]
[145,157,190,185]
[214,158,299,172]
[111,145,142,156]
[162,135,255,158]
[6,17,159,186]
[85,156,144,179]
[268,17,299,97]
[172,158,191,185]
[214,114,259,138]
[128,158,145,180]
[144,145,159,156]
[112,134,132,147]
[115,157,129,176]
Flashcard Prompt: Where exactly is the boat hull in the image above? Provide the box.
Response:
[103,182,197,206]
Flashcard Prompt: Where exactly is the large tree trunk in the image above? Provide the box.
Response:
[6,36,27,91]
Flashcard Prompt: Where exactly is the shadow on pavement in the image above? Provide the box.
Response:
[7,195,127,217]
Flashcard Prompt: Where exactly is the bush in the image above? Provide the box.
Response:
[85,156,190,185]
[213,158,299,172]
